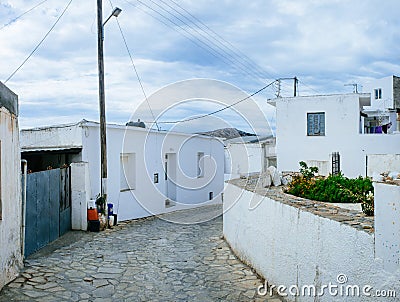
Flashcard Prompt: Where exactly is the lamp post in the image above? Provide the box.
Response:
[97,1,122,225]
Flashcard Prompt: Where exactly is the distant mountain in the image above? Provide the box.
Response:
[198,128,256,139]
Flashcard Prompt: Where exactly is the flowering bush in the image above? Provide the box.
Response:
[285,162,374,215]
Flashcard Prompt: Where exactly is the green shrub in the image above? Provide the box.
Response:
[285,162,374,210]
[299,161,318,180]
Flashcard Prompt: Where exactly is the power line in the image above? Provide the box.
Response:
[155,79,277,124]
[297,78,320,95]
[0,0,49,31]
[123,0,276,93]
[164,0,274,81]
[4,0,74,83]
[162,0,294,93]
[145,0,270,83]
[116,21,160,131]
[108,0,160,130]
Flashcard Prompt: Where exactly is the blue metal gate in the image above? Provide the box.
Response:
[24,167,71,257]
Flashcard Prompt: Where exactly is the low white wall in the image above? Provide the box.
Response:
[70,162,90,230]
[374,182,400,273]
[367,154,400,176]
[223,183,400,301]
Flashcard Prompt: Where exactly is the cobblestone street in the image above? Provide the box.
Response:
[0,205,281,301]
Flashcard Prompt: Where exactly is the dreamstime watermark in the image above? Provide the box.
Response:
[257,274,397,298]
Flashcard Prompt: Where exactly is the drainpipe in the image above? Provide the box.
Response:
[21,159,27,258]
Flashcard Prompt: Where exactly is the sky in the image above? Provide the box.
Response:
[0,0,399,134]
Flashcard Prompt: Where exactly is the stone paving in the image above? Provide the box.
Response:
[0,205,282,302]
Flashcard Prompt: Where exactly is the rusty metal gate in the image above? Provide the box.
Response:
[24,167,71,257]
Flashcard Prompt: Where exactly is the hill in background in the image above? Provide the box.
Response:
[198,128,256,139]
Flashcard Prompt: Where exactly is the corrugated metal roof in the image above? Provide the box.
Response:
[21,146,82,153]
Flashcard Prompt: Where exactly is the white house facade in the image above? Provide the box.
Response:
[269,93,400,178]
[0,82,22,290]
[20,120,225,222]
[361,75,400,134]
[362,75,400,112]
[224,136,276,179]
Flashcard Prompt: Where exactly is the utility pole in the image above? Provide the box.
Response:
[275,77,298,97]
[275,79,281,98]
[97,0,108,222]
[344,83,359,93]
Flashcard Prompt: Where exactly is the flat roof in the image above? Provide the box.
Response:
[21,119,224,142]
[267,92,371,106]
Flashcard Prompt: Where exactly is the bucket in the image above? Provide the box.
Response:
[109,215,114,227]
[87,208,99,221]
[107,203,114,218]
[88,199,96,209]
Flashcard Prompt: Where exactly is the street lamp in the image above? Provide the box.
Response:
[97,1,122,225]
[104,7,122,26]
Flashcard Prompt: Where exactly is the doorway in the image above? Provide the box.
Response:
[165,153,177,201]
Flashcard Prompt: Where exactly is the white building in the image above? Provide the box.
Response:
[20,120,224,222]
[362,75,400,111]
[362,75,400,133]
[224,136,276,179]
[269,93,400,178]
[0,82,22,290]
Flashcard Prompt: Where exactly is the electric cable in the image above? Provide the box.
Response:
[145,0,269,82]
[0,0,49,31]
[155,79,277,124]
[162,0,274,81]
[123,0,276,91]
[115,18,160,131]
[107,0,160,130]
[297,78,320,95]
[4,0,74,83]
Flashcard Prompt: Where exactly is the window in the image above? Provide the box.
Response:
[307,112,325,136]
[120,153,136,191]
[374,88,382,99]
[197,152,204,178]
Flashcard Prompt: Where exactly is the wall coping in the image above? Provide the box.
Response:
[227,176,374,234]
[0,81,18,116]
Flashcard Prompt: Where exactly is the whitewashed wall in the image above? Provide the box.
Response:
[223,183,400,302]
[362,76,394,110]
[273,94,400,178]
[20,123,82,150]
[225,143,262,176]
[81,123,224,221]
[70,162,90,231]
[0,106,22,290]
[374,182,400,273]
[367,154,400,176]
